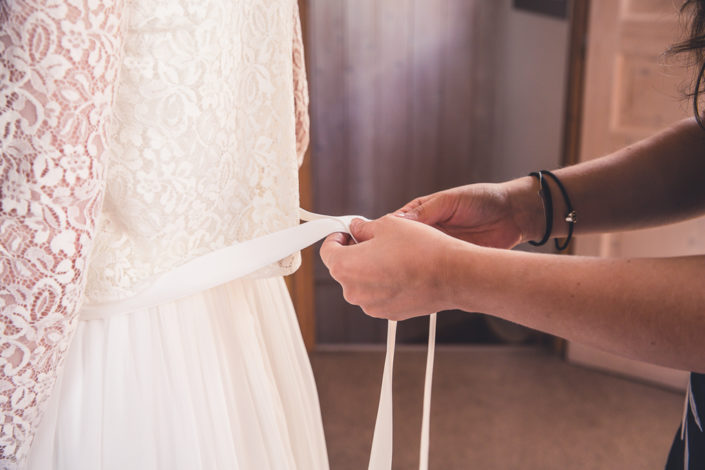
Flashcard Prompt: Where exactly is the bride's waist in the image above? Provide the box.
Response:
[80,250,300,321]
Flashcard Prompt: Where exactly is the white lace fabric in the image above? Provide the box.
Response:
[86,0,309,303]
[0,0,309,465]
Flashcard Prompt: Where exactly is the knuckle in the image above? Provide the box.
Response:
[328,260,347,281]
[342,287,357,305]
[410,197,424,208]
[380,214,396,225]
[327,263,340,280]
[366,307,385,319]
[319,246,333,267]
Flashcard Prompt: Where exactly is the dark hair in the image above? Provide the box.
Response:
[669,0,705,128]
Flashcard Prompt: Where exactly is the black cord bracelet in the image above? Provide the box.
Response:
[528,171,553,247]
[540,170,576,251]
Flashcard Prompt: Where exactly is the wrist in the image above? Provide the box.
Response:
[504,176,546,244]
[437,237,471,312]
[440,240,496,314]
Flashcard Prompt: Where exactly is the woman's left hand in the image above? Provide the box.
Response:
[320,214,464,320]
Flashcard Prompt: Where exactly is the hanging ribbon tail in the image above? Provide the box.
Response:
[368,320,397,470]
[419,313,437,470]
[368,313,437,470]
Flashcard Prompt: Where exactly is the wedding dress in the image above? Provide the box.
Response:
[0,0,329,468]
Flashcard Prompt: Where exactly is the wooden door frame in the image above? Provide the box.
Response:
[561,0,590,170]
[286,0,316,353]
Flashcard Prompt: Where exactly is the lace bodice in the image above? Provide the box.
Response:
[0,0,309,465]
[86,0,309,304]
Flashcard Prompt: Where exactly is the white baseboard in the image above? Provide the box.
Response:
[567,342,689,392]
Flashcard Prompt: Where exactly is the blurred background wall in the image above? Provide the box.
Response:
[306,0,571,344]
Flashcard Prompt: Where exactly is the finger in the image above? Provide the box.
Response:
[319,232,347,267]
[397,196,426,214]
[402,194,448,224]
[349,218,376,242]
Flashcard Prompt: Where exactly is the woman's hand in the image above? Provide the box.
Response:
[396,180,541,249]
[320,214,467,320]
[319,180,541,320]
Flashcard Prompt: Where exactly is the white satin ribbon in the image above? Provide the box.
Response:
[79,209,436,469]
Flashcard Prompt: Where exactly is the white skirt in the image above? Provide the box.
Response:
[27,277,330,470]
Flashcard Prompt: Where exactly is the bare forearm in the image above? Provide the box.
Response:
[447,245,705,372]
[507,118,705,242]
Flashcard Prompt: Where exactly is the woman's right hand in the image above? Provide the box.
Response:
[396,178,542,249]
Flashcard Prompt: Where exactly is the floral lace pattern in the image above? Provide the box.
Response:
[0,0,127,465]
[86,0,308,303]
[1,0,308,465]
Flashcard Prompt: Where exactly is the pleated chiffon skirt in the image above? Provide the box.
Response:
[28,277,330,470]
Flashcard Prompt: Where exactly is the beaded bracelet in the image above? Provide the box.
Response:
[527,171,553,247]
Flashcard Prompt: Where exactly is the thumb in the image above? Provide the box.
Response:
[349,218,375,242]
